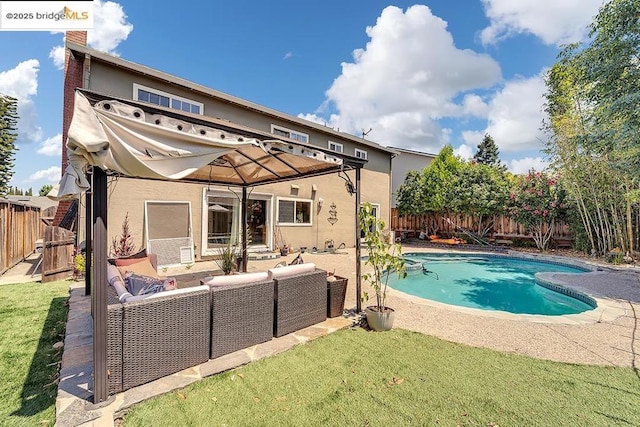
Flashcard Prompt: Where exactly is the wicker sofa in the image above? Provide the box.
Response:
[104,258,329,394]
[205,272,275,359]
[269,264,328,337]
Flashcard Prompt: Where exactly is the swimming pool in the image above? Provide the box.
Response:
[387,253,594,315]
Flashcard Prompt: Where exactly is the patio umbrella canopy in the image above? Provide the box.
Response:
[51,91,346,200]
[53,89,365,403]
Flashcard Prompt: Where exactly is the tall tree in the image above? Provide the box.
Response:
[39,184,53,197]
[450,162,510,238]
[396,170,427,216]
[544,0,640,254]
[0,95,18,197]
[473,133,504,170]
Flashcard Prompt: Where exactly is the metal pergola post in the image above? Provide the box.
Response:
[241,187,248,273]
[92,167,108,403]
[355,167,361,313]
[84,166,92,296]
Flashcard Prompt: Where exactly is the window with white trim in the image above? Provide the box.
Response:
[328,141,343,153]
[277,198,312,225]
[355,148,368,159]
[270,124,309,143]
[360,202,380,238]
[133,83,203,115]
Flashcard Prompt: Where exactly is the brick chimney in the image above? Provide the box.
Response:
[53,31,87,227]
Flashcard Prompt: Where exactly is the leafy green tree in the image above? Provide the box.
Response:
[396,145,464,234]
[39,184,53,196]
[0,95,18,197]
[396,170,427,216]
[423,145,464,213]
[506,171,569,251]
[543,0,640,254]
[450,162,510,238]
[473,133,504,170]
[25,187,32,196]
[8,186,22,196]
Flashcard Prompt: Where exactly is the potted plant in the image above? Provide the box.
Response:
[359,202,406,331]
[214,241,238,275]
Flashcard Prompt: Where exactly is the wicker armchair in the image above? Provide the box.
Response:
[210,279,274,359]
[106,286,211,394]
[273,268,328,337]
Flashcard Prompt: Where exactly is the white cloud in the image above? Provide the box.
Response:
[454,143,474,160]
[37,133,62,157]
[461,130,484,147]
[26,166,62,183]
[87,0,133,54]
[466,73,547,153]
[283,51,293,60]
[461,94,489,117]
[508,157,548,175]
[480,0,602,46]
[310,5,501,153]
[49,45,65,70]
[0,59,42,141]
[48,2,133,68]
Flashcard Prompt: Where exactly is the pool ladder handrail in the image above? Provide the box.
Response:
[421,262,439,280]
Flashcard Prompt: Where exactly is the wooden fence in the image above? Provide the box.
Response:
[0,200,42,274]
[390,209,573,246]
[41,226,75,283]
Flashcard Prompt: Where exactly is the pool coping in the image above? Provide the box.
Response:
[391,249,630,325]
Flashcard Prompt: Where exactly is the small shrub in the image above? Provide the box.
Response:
[73,251,85,279]
[214,242,238,275]
[110,212,137,257]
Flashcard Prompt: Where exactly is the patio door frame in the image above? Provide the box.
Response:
[201,187,274,257]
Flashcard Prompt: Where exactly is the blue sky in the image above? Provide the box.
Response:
[0,0,604,192]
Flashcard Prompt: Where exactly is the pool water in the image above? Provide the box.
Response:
[387,253,594,315]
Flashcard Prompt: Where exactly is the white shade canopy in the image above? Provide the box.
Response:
[50,91,349,200]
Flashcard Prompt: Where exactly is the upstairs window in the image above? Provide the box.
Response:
[133,83,203,115]
[355,148,368,160]
[328,141,343,153]
[271,124,309,143]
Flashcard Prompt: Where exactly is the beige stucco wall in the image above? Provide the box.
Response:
[107,169,389,261]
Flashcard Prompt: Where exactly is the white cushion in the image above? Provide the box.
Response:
[203,272,270,288]
[107,264,129,297]
[268,263,316,280]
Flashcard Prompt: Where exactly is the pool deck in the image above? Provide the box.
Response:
[245,245,640,368]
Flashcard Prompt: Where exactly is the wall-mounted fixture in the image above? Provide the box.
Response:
[327,202,338,225]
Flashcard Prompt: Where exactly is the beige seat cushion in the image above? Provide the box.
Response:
[203,271,270,287]
[267,263,316,280]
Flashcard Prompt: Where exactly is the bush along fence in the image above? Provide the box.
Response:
[0,200,42,274]
[390,209,573,248]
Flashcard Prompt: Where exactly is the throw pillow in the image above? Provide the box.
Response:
[114,256,149,267]
[117,257,159,279]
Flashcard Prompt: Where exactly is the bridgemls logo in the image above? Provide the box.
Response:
[62,6,90,21]
[0,1,94,31]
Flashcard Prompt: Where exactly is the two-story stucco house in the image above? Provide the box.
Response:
[59,32,396,266]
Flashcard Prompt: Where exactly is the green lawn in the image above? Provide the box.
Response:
[124,328,640,427]
[0,280,69,427]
